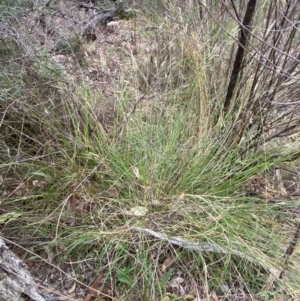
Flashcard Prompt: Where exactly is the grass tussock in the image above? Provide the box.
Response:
[1,0,300,300]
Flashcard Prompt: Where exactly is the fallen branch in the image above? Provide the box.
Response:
[82,9,115,38]
[133,227,260,265]
[0,238,46,301]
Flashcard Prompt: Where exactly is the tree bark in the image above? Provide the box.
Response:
[0,238,46,301]
[223,0,257,113]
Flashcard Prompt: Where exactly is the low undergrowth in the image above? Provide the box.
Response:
[1,0,300,300]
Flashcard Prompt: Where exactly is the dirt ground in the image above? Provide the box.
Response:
[1,1,300,300]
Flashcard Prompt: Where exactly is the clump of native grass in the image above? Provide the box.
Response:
[1,0,300,300]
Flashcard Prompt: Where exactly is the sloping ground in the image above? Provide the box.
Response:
[1,1,146,300]
[1,1,300,301]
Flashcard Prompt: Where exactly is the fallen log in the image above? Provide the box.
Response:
[0,237,46,301]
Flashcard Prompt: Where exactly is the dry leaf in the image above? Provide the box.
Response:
[84,272,103,301]
[0,190,9,199]
[162,257,175,272]
[130,206,148,216]
[65,194,78,226]
[106,187,119,197]
[262,190,273,199]
[67,194,77,213]
[178,193,185,201]
[275,169,288,196]
[183,294,195,300]
[169,277,184,288]
[169,277,185,296]
[67,282,76,294]
[107,21,120,28]
[122,209,134,216]
[131,166,140,179]
[151,199,160,206]
[211,291,219,301]
[32,180,39,186]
